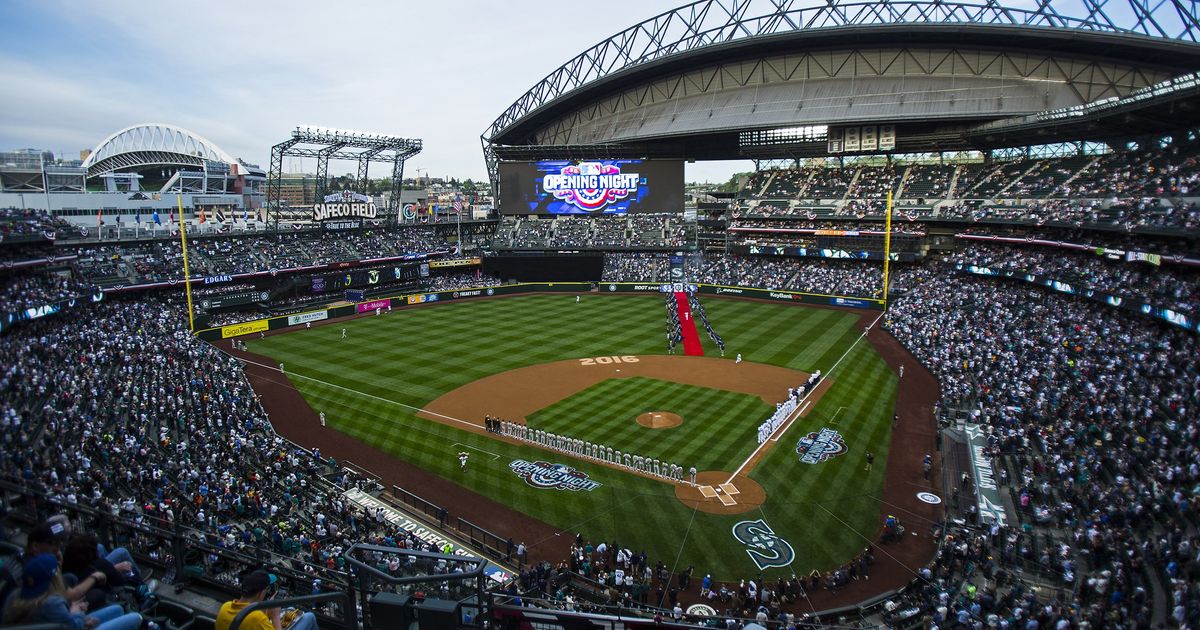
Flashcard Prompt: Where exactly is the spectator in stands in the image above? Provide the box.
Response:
[216,569,317,630]
[3,553,142,630]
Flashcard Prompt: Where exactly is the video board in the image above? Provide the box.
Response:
[498,159,683,215]
[311,264,420,293]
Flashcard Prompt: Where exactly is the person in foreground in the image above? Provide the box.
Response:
[3,552,142,630]
[217,569,317,630]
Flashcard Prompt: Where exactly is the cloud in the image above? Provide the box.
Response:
[0,0,783,182]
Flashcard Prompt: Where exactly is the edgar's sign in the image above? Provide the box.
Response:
[509,460,600,492]
[732,519,795,570]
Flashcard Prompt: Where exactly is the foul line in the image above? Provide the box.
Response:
[229,352,483,431]
[227,349,701,488]
[726,310,885,484]
[453,442,501,460]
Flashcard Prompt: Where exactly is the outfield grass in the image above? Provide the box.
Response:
[248,294,896,580]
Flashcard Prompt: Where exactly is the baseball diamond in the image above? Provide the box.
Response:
[241,293,911,582]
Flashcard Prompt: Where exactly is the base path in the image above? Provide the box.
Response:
[674,292,704,356]
[421,355,807,425]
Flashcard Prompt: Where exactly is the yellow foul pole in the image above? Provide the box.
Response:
[177,195,196,332]
[882,190,893,308]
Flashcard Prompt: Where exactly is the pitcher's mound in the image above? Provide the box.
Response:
[676,471,767,514]
[636,411,683,429]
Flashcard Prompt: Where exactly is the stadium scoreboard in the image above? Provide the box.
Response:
[498,159,684,215]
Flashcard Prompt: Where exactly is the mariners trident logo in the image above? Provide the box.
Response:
[542,162,639,212]
[795,427,848,464]
[509,460,601,492]
[731,519,795,570]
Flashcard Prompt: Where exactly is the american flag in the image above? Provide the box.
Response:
[452,197,464,214]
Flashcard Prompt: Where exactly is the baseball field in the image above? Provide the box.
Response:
[242,293,901,581]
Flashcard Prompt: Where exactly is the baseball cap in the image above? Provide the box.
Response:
[240,570,278,596]
[28,521,68,547]
[21,553,59,598]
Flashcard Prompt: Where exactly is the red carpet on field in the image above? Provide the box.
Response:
[673,292,704,356]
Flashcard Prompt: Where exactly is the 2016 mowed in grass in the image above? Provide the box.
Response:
[245,294,897,580]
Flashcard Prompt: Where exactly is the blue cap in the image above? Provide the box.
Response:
[21,553,59,598]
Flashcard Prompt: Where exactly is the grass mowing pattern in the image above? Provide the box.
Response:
[527,377,770,472]
[248,294,896,579]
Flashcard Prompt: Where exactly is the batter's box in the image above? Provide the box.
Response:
[719,483,741,496]
[717,493,737,506]
[698,486,718,498]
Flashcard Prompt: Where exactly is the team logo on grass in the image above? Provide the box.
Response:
[795,427,847,464]
[509,460,601,492]
[731,519,795,570]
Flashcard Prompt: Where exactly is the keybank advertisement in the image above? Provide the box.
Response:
[499,160,684,215]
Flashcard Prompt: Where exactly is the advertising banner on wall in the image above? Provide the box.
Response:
[287,311,328,326]
[356,299,391,313]
[221,320,269,338]
[429,257,482,269]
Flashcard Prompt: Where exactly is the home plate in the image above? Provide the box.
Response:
[698,486,718,498]
[719,483,741,496]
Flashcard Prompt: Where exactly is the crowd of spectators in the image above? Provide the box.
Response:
[697,255,883,298]
[0,296,397,592]
[602,253,670,282]
[494,214,682,249]
[885,266,1199,627]
[425,272,503,291]
[952,242,1200,317]
[0,270,94,313]
[0,226,456,291]
[0,208,72,241]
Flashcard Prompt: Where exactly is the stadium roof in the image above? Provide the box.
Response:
[82,123,240,177]
[484,0,1200,145]
[480,0,1200,165]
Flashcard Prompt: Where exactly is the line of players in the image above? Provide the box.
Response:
[756,370,822,443]
[485,415,693,483]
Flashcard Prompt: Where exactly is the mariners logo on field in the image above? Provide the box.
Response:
[509,460,601,492]
[542,162,639,212]
[731,519,795,570]
[796,427,848,464]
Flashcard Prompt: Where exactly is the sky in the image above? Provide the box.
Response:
[0,0,756,185]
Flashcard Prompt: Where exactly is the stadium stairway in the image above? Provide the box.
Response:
[672,292,704,356]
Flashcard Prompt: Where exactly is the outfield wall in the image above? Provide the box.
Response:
[196,282,883,341]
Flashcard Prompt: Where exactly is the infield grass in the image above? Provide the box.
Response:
[527,377,771,472]
[248,293,897,580]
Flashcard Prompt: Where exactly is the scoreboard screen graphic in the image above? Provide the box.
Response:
[499,159,684,215]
